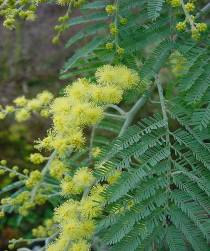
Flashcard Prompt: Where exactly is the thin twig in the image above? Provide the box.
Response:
[30,151,57,203]
[105,104,126,115]
[196,3,210,18]
[119,85,155,136]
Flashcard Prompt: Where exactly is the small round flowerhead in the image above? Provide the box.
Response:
[116,47,125,55]
[170,0,181,7]
[52,35,60,45]
[191,28,200,40]
[37,91,54,105]
[105,42,114,50]
[54,199,79,223]
[120,17,128,25]
[29,153,46,164]
[0,159,7,165]
[5,105,15,113]
[109,23,118,35]
[185,2,195,12]
[27,98,42,111]
[51,97,71,115]
[15,109,31,122]
[92,147,101,158]
[50,159,67,179]
[65,78,91,101]
[196,23,207,32]
[91,85,123,104]
[71,240,91,251]
[67,129,86,150]
[105,4,117,15]
[176,21,186,32]
[95,65,140,90]
[61,178,77,196]
[79,197,102,218]
[73,167,95,190]
[25,170,42,188]
[13,96,28,107]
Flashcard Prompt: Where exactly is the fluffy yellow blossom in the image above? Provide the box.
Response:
[62,219,84,240]
[109,23,118,35]
[49,159,67,179]
[13,96,28,107]
[176,21,186,31]
[92,147,101,158]
[191,28,200,40]
[32,225,46,238]
[51,130,85,154]
[71,103,103,126]
[91,85,123,104]
[80,197,102,218]
[54,199,79,223]
[25,170,42,188]
[105,4,117,15]
[196,23,207,32]
[51,137,71,154]
[37,91,54,105]
[15,109,31,122]
[40,109,50,117]
[105,42,114,50]
[27,99,42,111]
[95,65,140,90]
[73,167,95,190]
[61,178,79,196]
[71,240,90,251]
[185,2,195,12]
[65,78,92,101]
[51,97,71,115]
[29,153,46,164]
[5,105,15,113]
[34,194,47,205]
[35,133,54,151]
[170,0,181,7]
[107,170,122,184]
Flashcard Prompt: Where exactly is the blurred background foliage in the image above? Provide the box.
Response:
[0,3,75,249]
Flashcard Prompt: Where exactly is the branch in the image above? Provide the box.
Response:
[196,3,210,18]
[30,150,57,203]
[119,85,154,136]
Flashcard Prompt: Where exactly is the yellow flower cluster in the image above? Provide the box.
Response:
[25,170,42,188]
[61,168,95,196]
[0,0,41,29]
[49,159,68,179]
[36,65,139,156]
[0,90,53,122]
[48,184,105,251]
[29,153,46,165]
[32,218,55,238]
[169,0,208,40]
[169,0,181,7]
[105,5,117,15]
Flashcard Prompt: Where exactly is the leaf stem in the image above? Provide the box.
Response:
[119,85,154,136]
